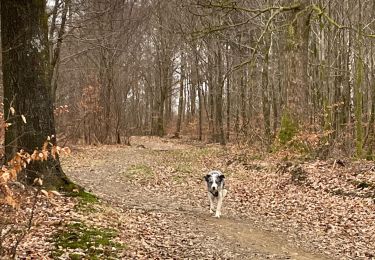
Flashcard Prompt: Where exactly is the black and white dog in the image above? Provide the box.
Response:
[204,170,228,218]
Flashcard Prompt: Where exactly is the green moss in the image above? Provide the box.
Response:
[70,190,99,214]
[70,190,99,204]
[272,113,318,157]
[61,181,83,193]
[278,113,298,145]
[52,222,125,259]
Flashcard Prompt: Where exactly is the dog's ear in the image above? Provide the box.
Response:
[204,174,210,181]
[219,174,225,180]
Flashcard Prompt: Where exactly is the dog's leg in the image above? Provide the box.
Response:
[215,192,224,218]
[208,193,215,214]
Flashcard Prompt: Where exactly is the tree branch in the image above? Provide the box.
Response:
[197,1,301,14]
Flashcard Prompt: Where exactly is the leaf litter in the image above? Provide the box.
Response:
[4,136,375,259]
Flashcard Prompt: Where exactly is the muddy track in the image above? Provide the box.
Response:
[63,141,330,259]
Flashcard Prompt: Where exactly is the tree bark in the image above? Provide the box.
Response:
[175,52,185,138]
[50,0,70,103]
[354,1,364,157]
[225,43,230,141]
[285,0,311,124]
[215,46,226,145]
[193,47,203,141]
[207,52,215,137]
[1,0,72,189]
[262,32,272,148]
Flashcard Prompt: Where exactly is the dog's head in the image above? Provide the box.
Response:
[204,171,225,192]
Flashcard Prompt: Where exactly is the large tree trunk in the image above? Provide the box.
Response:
[284,0,311,123]
[1,0,71,189]
[277,0,311,145]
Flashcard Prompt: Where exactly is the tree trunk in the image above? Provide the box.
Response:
[198,85,203,141]
[240,75,247,132]
[207,52,215,137]
[225,43,231,141]
[365,1,375,158]
[285,0,311,124]
[354,1,364,157]
[174,52,185,138]
[194,48,203,141]
[50,0,70,104]
[277,0,311,145]
[215,46,226,145]
[190,80,196,118]
[262,32,272,148]
[1,0,72,189]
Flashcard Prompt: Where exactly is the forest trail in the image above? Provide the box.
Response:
[62,137,330,259]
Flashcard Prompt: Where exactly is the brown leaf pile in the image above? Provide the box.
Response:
[0,184,76,259]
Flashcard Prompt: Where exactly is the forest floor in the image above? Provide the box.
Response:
[10,136,375,259]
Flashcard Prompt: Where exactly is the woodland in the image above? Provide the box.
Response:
[0,0,375,259]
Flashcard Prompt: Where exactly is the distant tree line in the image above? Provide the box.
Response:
[6,0,374,158]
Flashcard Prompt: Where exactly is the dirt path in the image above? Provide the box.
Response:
[62,138,331,259]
